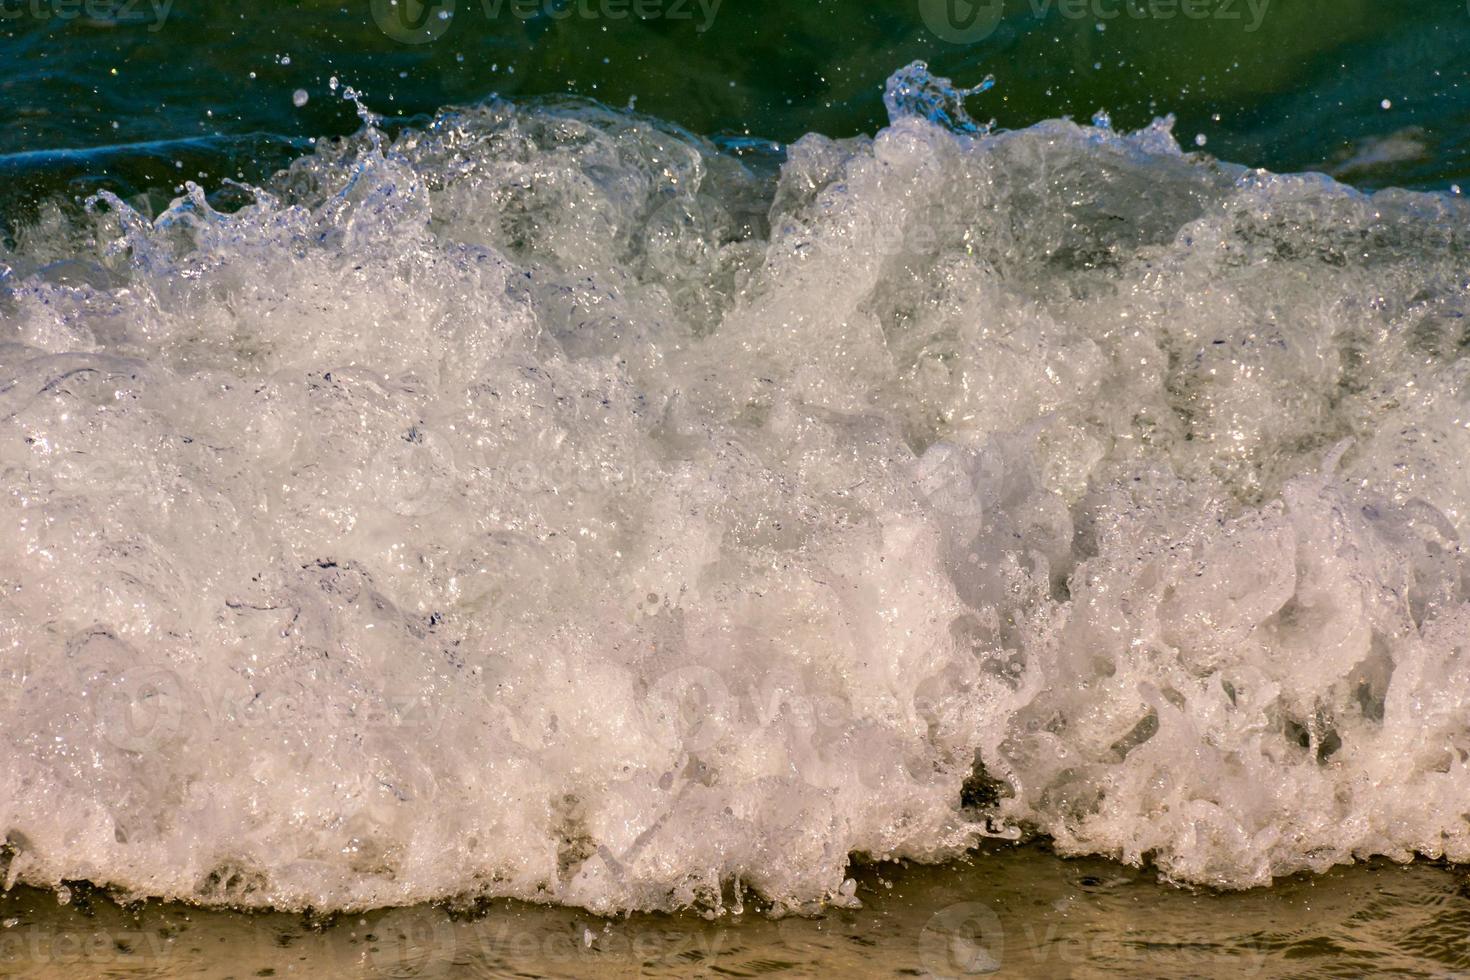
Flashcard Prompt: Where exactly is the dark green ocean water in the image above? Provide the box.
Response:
[3,0,1470,220]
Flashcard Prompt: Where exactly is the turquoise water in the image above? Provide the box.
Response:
[3,0,1469,217]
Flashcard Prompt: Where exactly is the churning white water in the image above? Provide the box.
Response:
[2,64,1470,915]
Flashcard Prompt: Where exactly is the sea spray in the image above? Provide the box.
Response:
[2,64,1469,913]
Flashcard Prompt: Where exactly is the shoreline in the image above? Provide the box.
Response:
[3,843,1468,977]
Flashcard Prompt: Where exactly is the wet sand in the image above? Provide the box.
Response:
[3,843,1468,978]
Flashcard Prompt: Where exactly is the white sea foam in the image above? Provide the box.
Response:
[2,64,1470,914]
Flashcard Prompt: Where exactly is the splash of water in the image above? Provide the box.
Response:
[3,64,1470,914]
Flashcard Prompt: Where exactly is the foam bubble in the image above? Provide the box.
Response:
[2,64,1470,913]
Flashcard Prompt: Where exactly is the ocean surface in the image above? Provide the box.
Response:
[5,0,1470,975]
[5,844,1470,977]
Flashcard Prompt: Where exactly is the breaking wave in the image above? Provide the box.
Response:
[3,64,1470,914]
